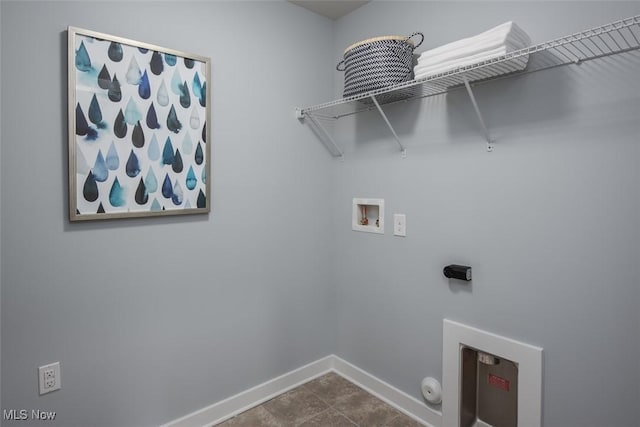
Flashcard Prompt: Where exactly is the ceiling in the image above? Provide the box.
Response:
[287,1,371,20]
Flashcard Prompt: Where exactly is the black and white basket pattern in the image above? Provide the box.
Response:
[337,33,423,98]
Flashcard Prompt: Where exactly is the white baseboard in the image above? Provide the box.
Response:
[160,355,333,427]
[161,355,442,427]
[331,356,441,427]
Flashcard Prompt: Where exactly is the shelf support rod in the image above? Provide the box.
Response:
[304,112,344,159]
[462,76,494,152]
[370,95,406,158]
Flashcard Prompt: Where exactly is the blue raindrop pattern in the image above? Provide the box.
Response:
[88,94,103,127]
[124,97,142,125]
[179,82,191,109]
[172,149,183,173]
[165,53,177,66]
[145,168,158,193]
[171,69,183,96]
[185,166,197,190]
[171,182,184,205]
[83,172,99,202]
[72,33,208,215]
[150,51,164,75]
[108,75,122,102]
[75,41,92,72]
[135,177,149,205]
[114,109,127,139]
[146,103,160,129]
[106,142,119,170]
[194,142,203,165]
[132,121,145,148]
[109,177,126,207]
[167,105,182,133]
[197,189,206,208]
[75,103,97,140]
[162,137,175,165]
[108,42,123,62]
[92,150,109,182]
[192,73,203,100]
[98,65,111,89]
[147,134,160,161]
[138,70,151,99]
[161,174,173,198]
[125,150,141,177]
[199,82,207,107]
[125,56,142,85]
[150,198,162,212]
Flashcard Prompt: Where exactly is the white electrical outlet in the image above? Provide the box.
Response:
[38,362,61,395]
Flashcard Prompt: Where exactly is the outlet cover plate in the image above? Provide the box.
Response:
[38,362,61,395]
[393,214,406,236]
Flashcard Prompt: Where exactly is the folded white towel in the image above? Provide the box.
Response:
[413,21,531,81]
[417,38,527,69]
[417,21,530,63]
[415,47,509,77]
[414,49,529,80]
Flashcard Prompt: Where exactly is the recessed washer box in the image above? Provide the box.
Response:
[352,198,384,234]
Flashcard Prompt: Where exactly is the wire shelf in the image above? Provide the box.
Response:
[298,15,640,121]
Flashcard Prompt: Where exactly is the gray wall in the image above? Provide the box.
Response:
[2,2,640,427]
[331,2,640,427]
[0,2,335,426]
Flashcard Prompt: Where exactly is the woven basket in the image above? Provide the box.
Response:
[337,32,423,98]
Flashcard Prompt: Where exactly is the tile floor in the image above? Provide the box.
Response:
[214,372,425,427]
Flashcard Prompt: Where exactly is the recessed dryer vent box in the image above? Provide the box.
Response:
[442,319,543,427]
[352,198,384,234]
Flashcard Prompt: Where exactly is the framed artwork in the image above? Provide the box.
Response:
[68,27,211,221]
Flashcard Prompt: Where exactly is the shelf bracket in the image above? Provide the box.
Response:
[370,95,407,158]
[462,76,494,152]
[302,111,344,159]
